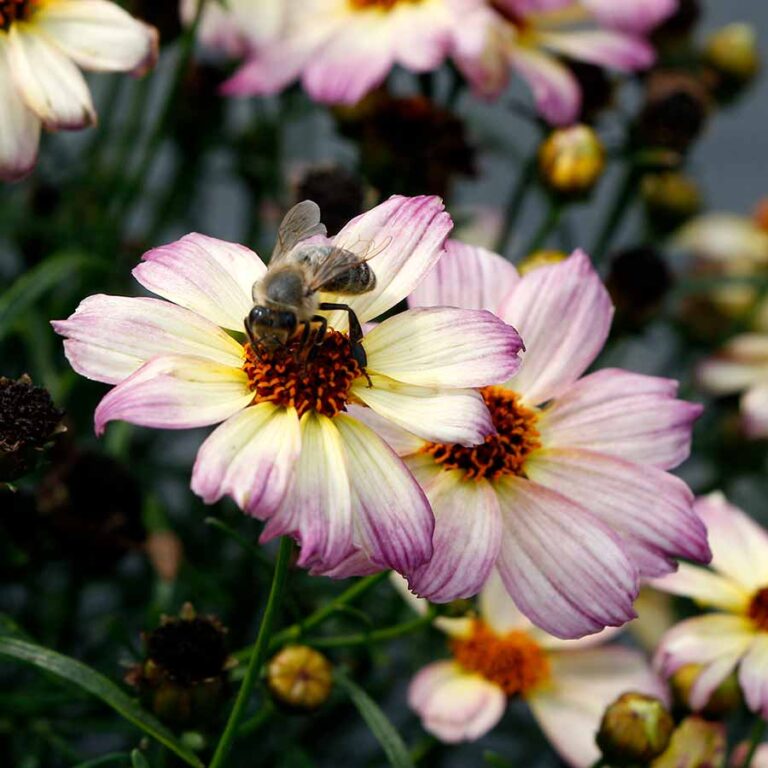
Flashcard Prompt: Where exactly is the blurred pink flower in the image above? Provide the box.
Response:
[0,0,157,181]
[405,571,666,767]
[355,242,708,638]
[53,196,524,579]
[654,492,768,719]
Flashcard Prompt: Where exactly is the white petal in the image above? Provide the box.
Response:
[651,563,751,614]
[479,568,537,635]
[345,404,426,456]
[739,635,768,717]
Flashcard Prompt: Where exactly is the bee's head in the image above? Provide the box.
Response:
[245,306,298,349]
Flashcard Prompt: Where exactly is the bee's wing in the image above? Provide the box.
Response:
[271,200,327,265]
[304,246,370,293]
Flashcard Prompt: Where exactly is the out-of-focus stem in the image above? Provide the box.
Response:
[739,716,767,768]
[495,153,538,258]
[516,198,563,260]
[591,165,638,265]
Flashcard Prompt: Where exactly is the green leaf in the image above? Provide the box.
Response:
[72,755,131,768]
[0,636,204,768]
[0,251,104,341]
[335,668,415,768]
[483,751,515,768]
[131,750,150,768]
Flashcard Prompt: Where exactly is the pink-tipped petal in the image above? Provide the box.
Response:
[52,295,245,384]
[539,368,702,470]
[526,448,710,578]
[582,0,677,34]
[7,25,96,130]
[390,2,453,72]
[651,563,751,614]
[134,233,266,331]
[345,404,426,456]
[409,472,501,602]
[351,374,494,447]
[221,38,311,97]
[334,414,433,574]
[261,412,353,571]
[508,45,580,126]
[739,636,768,718]
[498,250,612,404]
[408,239,521,312]
[190,403,300,520]
[743,384,768,438]
[323,196,453,326]
[364,308,523,388]
[537,30,655,72]
[93,355,253,435]
[495,477,638,639]
[694,493,768,592]
[408,661,506,743]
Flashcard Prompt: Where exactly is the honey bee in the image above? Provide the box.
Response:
[245,200,377,368]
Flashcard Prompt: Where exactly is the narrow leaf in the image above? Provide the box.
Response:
[131,750,151,768]
[0,636,204,768]
[335,668,415,768]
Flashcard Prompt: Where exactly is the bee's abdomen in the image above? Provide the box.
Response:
[322,263,376,295]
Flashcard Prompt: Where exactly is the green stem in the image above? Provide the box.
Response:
[590,165,639,265]
[739,716,767,768]
[209,537,292,768]
[495,153,538,258]
[237,700,274,737]
[516,198,563,260]
[306,609,436,649]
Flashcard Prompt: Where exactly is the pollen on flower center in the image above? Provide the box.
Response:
[0,0,33,29]
[243,330,363,419]
[451,621,550,696]
[349,0,421,11]
[748,587,768,630]
[421,387,541,480]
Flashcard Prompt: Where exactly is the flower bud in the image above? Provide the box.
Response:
[596,692,674,766]
[704,23,760,92]
[518,250,568,275]
[642,172,702,233]
[671,663,742,718]
[651,717,726,768]
[126,604,235,727]
[267,645,333,712]
[295,166,365,237]
[538,125,605,197]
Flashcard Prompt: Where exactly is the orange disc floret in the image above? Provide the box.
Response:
[421,387,541,480]
[243,330,363,419]
[748,587,768,631]
[349,0,420,10]
[451,621,550,696]
[0,0,33,29]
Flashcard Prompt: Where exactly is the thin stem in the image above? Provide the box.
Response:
[237,700,275,737]
[209,537,292,768]
[739,716,768,768]
[306,609,437,649]
[590,164,638,265]
[495,153,538,258]
[515,198,563,261]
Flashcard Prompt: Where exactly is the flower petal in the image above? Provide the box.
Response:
[538,368,702,470]
[694,492,768,592]
[537,30,654,72]
[408,661,506,743]
[364,307,523,388]
[334,414,433,574]
[498,249,612,404]
[345,404,426,456]
[743,384,768,438]
[408,239,521,313]
[525,448,710,578]
[260,412,353,571]
[409,473,501,602]
[52,295,245,384]
[93,355,252,435]
[651,563,751,614]
[0,37,40,182]
[351,374,494,447]
[35,0,157,74]
[529,646,666,767]
[8,24,96,130]
[508,45,580,126]
[739,635,768,717]
[495,477,638,639]
[322,196,453,327]
[190,403,300,520]
[479,568,537,635]
[134,234,266,332]
[582,0,677,34]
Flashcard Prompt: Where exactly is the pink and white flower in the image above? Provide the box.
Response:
[356,242,708,638]
[0,0,157,181]
[654,492,768,718]
[455,0,675,124]
[406,571,666,767]
[53,196,524,580]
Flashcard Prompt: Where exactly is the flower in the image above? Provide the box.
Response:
[653,492,768,718]
[356,242,707,638]
[220,0,481,106]
[53,196,524,580]
[454,0,674,125]
[406,571,666,767]
[0,0,157,181]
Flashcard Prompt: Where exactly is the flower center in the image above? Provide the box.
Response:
[421,387,541,480]
[748,587,768,631]
[243,331,363,419]
[0,0,33,29]
[451,621,550,696]
[349,0,421,11]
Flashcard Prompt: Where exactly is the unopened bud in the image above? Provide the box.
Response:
[538,125,605,197]
[596,692,674,766]
[267,645,333,711]
[671,663,742,718]
[518,250,568,275]
[642,172,702,232]
[705,23,760,88]
[651,717,726,768]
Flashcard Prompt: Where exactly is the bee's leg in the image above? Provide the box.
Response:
[244,318,258,349]
[293,321,312,363]
[318,302,371,386]
[305,315,328,363]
